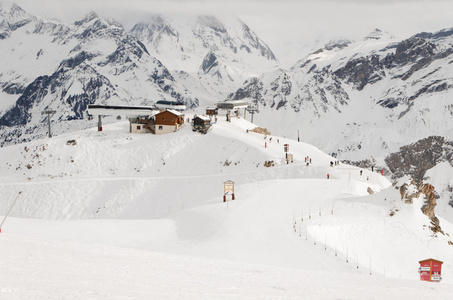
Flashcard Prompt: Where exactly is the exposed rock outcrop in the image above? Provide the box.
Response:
[399,179,443,234]
[249,127,271,135]
[264,160,275,167]
[385,136,453,182]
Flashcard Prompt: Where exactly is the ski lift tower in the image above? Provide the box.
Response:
[41,109,56,138]
[246,105,259,123]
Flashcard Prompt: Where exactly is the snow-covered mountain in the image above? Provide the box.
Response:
[228,27,453,164]
[0,2,280,147]
[1,116,453,297]
[129,14,277,73]
[130,14,278,103]
[0,3,199,146]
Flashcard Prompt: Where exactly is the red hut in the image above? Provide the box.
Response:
[419,258,443,282]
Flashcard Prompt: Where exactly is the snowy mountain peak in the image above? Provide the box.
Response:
[0,1,35,33]
[129,14,277,73]
[363,28,394,40]
[324,39,352,51]
[0,1,28,19]
[239,19,277,61]
[195,15,226,33]
[74,11,99,26]
[130,14,179,50]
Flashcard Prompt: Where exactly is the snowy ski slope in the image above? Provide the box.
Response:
[0,116,452,298]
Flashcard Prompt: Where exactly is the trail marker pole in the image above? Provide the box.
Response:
[98,115,103,131]
[0,191,22,233]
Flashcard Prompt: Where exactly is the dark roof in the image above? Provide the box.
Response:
[88,105,155,111]
[156,100,185,106]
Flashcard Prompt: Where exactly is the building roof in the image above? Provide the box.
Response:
[419,258,443,264]
[87,105,158,117]
[155,100,186,111]
[194,115,211,121]
[156,100,185,106]
[156,109,185,117]
[216,100,249,110]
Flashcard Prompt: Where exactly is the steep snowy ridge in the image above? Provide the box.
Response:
[1,117,453,298]
[130,14,278,104]
[0,1,34,35]
[130,14,277,72]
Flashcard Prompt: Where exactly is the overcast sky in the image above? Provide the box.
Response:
[11,0,453,63]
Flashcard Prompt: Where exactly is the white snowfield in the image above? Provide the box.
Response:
[1,117,453,299]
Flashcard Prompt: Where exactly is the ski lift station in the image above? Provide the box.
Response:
[216,100,249,118]
[87,100,251,134]
[87,103,185,135]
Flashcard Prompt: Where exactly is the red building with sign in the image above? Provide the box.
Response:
[419,258,443,282]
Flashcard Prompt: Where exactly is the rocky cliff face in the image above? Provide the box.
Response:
[235,30,453,112]
[385,136,453,182]
[227,68,349,116]
[386,136,453,235]
[399,179,443,234]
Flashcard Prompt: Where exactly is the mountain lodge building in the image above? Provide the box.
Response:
[147,109,185,135]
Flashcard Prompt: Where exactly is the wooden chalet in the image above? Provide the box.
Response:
[206,107,218,116]
[131,109,184,135]
[152,109,185,134]
[192,115,211,134]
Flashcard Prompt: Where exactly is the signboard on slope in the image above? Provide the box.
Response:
[223,180,235,202]
[419,258,443,282]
